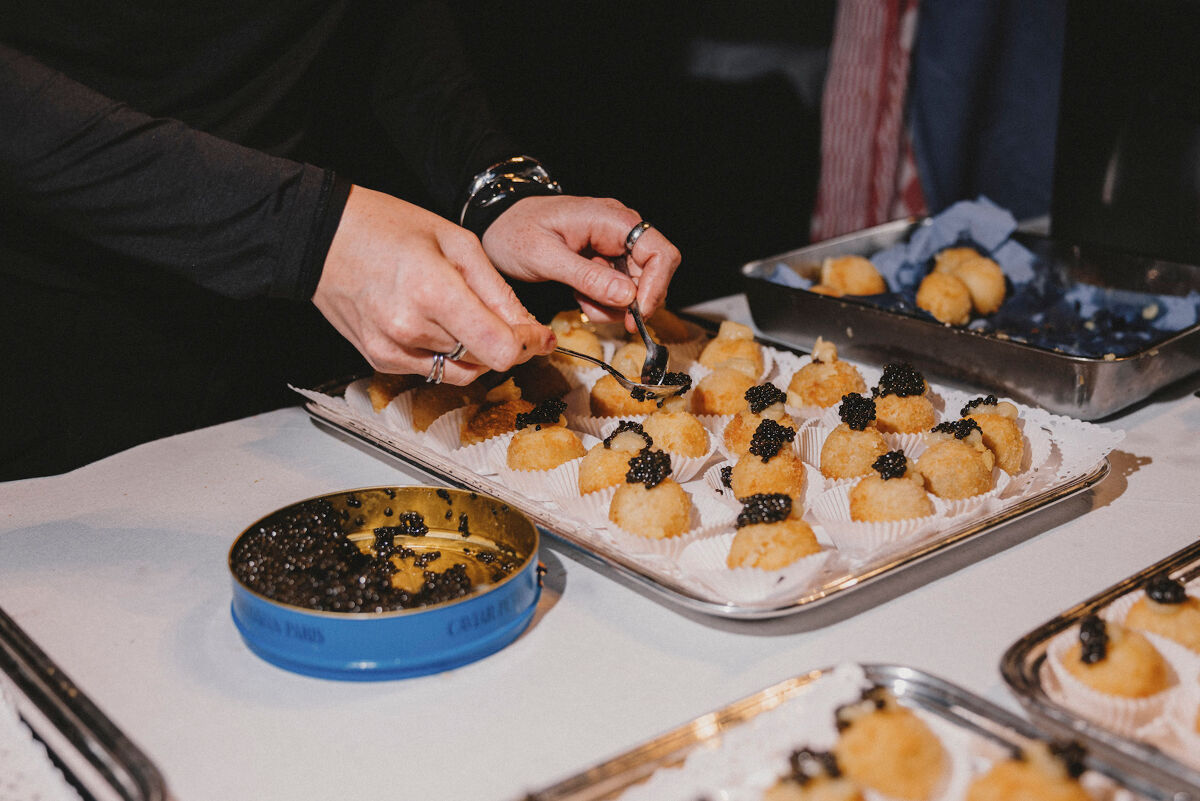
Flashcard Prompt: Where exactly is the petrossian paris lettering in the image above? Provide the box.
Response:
[447,598,516,636]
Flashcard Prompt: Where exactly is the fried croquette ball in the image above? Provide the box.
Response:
[873,393,937,434]
[460,378,534,445]
[410,381,487,431]
[550,327,605,370]
[965,742,1090,801]
[820,424,889,480]
[609,450,691,539]
[645,308,696,343]
[578,423,652,494]
[821,255,887,296]
[808,283,844,297]
[834,688,948,801]
[1124,574,1200,654]
[962,396,1024,474]
[506,425,585,470]
[503,356,571,403]
[723,384,795,456]
[699,320,764,376]
[954,256,1006,315]
[505,398,581,470]
[849,451,934,522]
[1063,616,1172,699]
[589,373,660,416]
[933,246,982,274]
[549,310,588,333]
[692,367,758,415]
[764,750,864,801]
[787,338,867,409]
[916,271,972,325]
[731,451,806,507]
[367,372,420,412]
[642,410,708,457]
[916,420,996,499]
[728,494,820,569]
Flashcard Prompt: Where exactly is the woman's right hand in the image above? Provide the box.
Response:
[314,185,555,385]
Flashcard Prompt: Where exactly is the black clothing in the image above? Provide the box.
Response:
[1,1,521,478]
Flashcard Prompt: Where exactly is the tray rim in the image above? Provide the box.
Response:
[518,662,1191,801]
[0,605,168,801]
[1001,539,1200,792]
[302,377,1109,621]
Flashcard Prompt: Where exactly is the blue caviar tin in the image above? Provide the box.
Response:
[228,486,541,680]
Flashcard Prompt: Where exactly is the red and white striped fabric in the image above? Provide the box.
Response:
[810,0,925,242]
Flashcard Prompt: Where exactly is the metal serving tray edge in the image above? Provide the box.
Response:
[518,663,1190,801]
[741,219,1200,420]
[1001,539,1200,794]
[0,605,168,801]
[303,386,1107,622]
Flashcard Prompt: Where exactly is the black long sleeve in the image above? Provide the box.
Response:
[0,44,348,301]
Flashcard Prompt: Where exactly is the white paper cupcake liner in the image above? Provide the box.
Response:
[343,377,382,419]
[701,461,742,510]
[604,492,737,560]
[808,483,941,561]
[1163,679,1200,769]
[495,454,587,501]
[1044,626,1178,737]
[677,533,832,604]
[931,468,1011,519]
[418,405,471,453]
[448,430,514,475]
[551,485,619,529]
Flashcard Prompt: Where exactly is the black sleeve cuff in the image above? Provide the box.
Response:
[290,171,353,301]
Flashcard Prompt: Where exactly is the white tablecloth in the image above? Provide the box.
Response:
[1,296,1198,801]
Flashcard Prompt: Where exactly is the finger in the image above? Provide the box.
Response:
[627,228,681,317]
[362,345,491,386]
[574,291,625,324]
[424,265,548,371]
[557,251,637,308]
[441,229,551,330]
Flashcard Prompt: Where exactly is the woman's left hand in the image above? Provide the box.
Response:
[481,194,682,329]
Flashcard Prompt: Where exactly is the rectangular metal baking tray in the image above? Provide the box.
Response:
[0,605,167,801]
[741,219,1200,420]
[1002,540,1200,794]
[518,663,1192,801]
[302,370,1108,621]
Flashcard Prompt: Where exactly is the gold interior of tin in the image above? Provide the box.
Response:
[230,486,538,614]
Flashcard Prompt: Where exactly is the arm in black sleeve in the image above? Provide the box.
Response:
[0,43,350,301]
[367,0,529,219]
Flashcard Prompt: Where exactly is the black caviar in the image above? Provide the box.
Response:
[745,383,786,414]
[1145,573,1187,605]
[960,394,999,417]
[629,371,692,406]
[838,393,876,431]
[1078,614,1109,664]
[736,493,792,528]
[231,500,517,613]
[515,397,566,430]
[719,464,734,489]
[874,362,926,397]
[835,686,888,732]
[603,420,653,451]
[435,488,452,503]
[458,513,471,538]
[872,450,908,480]
[748,418,796,462]
[625,449,673,488]
[787,749,841,786]
[931,418,981,440]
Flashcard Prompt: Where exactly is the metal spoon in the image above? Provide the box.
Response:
[611,254,670,385]
[553,348,686,401]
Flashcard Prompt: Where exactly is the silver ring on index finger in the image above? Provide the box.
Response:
[625,220,653,253]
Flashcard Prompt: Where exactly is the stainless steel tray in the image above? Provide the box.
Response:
[1002,540,1200,794]
[0,605,167,801]
[742,219,1200,420]
[303,377,1108,621]
[519,663,1190,801]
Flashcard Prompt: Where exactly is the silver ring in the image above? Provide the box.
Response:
[426,352,445,384]
[625,220,652,252]
[445,341,467,361]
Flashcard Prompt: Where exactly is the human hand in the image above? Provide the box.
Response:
[481,195,682,331]
[314,186,554,384]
